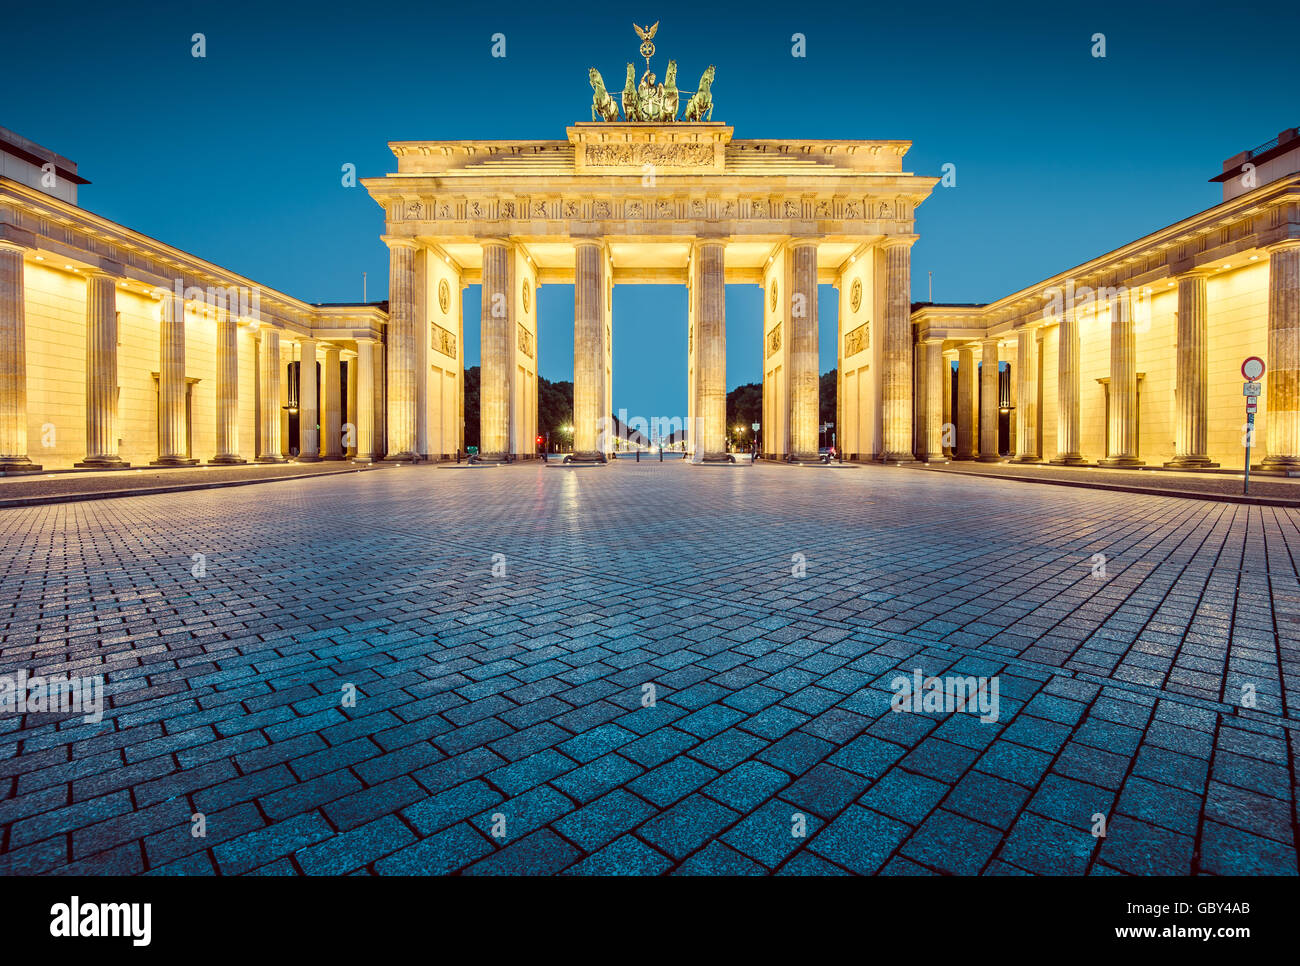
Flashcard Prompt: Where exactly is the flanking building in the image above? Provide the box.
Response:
[912,128,1300,473]
[0,126,395,474]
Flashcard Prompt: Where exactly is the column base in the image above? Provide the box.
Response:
[1163,457,1219,469]
[976,455,1006,463]
[920,455,950,464]
[877,453,918,465]
[74,457,131,469]
[352,456,375,465]
[0,459,44,476]
[150,457,199,466]
[255,455,288,463]
[322,454,346,461]
[1050,455,1088,466]
[208,455,247,465]
[295,455,323,463]
[952,453,977,461]
[1097,458,1145,468]
[1009,456,1042,464]
[565,452,608,464]
[1253,459,1300,477]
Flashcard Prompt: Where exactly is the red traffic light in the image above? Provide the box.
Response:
[535,436,544,446]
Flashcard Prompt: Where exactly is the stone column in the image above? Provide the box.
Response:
[385,239,418,461]
[1011,324,1040,462]
[788,240,819,461]
[955,345,976,459]
[924,341,946,462]
[978,338,1001,461]
[345,351,358,459]
[0,243,39,473]
[1051,307,1086,464]
[694,240,728,461]
[479,240,512,460]
[1262,241,1300,474]
[354,340,375,463]
[573,241,606,461]
[913,342,927,459]
[78,270,127,467]
[210,302,244,463]
[1100,291,1143,467]
[880,238,915,462]
[153,288,193,465]
[373,343,387,460]
[1166,272,1216,467]
[297,338,320,461]
[322,345,342,459]
[942,350,956,458]
[256,328,285,461]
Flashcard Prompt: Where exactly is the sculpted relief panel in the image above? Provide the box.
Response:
[584,142,714,168]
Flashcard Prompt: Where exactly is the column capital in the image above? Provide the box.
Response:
[786,236,821,250]
[0,239,29,256]
[1015,319,1043,332]
[381,236,420,251]
[1263,238,1300,255]
[880,234,918,251]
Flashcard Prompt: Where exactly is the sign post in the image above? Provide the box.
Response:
[1242,357,1265,495]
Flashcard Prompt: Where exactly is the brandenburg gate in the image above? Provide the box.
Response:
[362,30,937,463]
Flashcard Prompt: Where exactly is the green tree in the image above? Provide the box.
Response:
[820,368,837,427]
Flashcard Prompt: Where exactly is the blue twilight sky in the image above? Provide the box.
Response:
[4,0,1297,421]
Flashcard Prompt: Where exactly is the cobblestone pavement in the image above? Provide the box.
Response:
[916,460,1300,505]
[0,461,381,505]
[1,462,1297,875]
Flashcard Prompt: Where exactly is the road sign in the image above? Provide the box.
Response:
[1244,382,1262,397]
[751,422,759,431]
[1242,356,1266,381]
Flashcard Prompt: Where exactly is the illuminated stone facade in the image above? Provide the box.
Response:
[363,123,938,461]
[913,129,1300,472]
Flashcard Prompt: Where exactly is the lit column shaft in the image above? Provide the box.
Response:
[1012,325,1040,462]
[1263,242,1300,471]
[1052,307,1085,464]
[385,239,418,460]
[694,241,728,459]
[257,328,284,461]
[1101,292,1142,466]
[788,240,819,460]
[81,270,125,466]
[880,239,915,461]
[155,289,191,464]
[355,340,374,462]
[0,243,38,472]
[298,338,319,460]
[480,240,512,459]
[323,346,342,459]
[956,345,976,459]
[212,302,243,463]
[978,338,1000,461]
